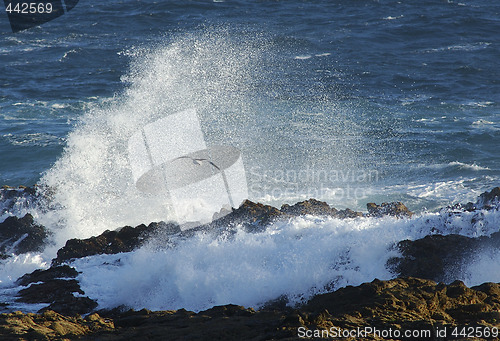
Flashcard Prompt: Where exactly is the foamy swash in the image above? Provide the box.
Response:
[1,190,499,314]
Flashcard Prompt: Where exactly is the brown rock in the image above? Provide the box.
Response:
[208,200,283,232]
[0,310,114,340]
[366,201,413,218]
[52,221,178,265]
[0,214,50,255]
[388,231,500,282]
[280,199,338,217]
[3,278,500,340]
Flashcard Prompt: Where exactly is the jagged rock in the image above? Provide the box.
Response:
[336,208,363,219]
[48,198,364,265]
[388,231,500,282]
[14,266,97,316]
[2,278,500,340]
[0,214,50,255]
[17,279,84,304]
[230,200,282,225]
[16,265,78,287]
[477,186,500,209]
[0,310,114,340]
[304,277,500,329]
[206,200,283,232]
[366,201,413,218]
[281,199,338,216]
[388,234,474,281]
[16,278,97,315]
[208,199,363,233]
[41,296,98,317]
[280,199,364,219]
[52,221,178,265]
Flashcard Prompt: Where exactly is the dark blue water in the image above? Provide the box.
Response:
[1,0,499,211]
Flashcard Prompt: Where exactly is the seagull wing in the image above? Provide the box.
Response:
[172,156,193,161]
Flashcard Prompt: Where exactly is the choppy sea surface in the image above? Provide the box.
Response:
[0,0,499,313]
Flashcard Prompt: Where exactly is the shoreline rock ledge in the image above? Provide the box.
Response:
[1,277,500,340]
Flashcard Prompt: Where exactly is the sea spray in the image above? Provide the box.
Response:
[35,27,366,244]
[36,29,273,244]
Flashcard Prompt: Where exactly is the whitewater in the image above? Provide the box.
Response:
[1,28,499,314]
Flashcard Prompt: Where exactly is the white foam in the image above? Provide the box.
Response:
[416,162,491,172]
[73,208,500,312]
[3,133,63,147]
[467,101,494,108]
[448,161,490,171]
[425,42,491,53]
[0,253,48,287]
[406,180,472,200]
[383,15,404,20]
[463,248,500,286]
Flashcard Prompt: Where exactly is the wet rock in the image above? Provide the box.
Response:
[0,214,50,255]
[15,266,97,315]
[51,198,365,265]
[16,278,97,315]
[304,277,500,330]
[477,186,500,209]
[281,199,364,219]
[231,200,282,225]
[17,279,84,304]
[281,199,338,217]
[388,234,475,281]
[52,221,178,265]
[388,231,500,282]
[41,296,98,317]
[366,201,413,218]
[16,265,79,287]
[0,186,38,216]
[208,199,363,233]
[336,208,363,219]
[207,200,283,232]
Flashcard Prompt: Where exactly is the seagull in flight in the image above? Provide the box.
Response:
[173,156,221,171]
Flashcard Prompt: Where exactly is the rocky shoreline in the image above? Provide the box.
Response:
[0,186,499,340]
[1,277,500,340]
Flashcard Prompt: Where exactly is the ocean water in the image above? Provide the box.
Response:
[1,0,499,313]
